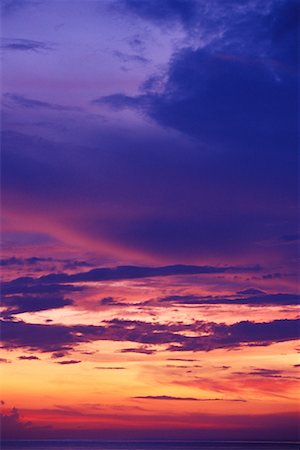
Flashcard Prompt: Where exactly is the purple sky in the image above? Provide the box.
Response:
[1,0,299,442]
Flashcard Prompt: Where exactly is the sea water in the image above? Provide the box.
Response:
[1,441,299,450]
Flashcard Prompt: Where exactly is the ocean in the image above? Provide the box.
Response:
[1,441,299,450]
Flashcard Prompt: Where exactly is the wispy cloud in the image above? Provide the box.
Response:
[1,38,53,51]
[4,93,81,112]
[133,395,246,402]
[159,293,300,307]
[56,360,81,365]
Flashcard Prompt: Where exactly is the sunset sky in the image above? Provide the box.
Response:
[1,0,299,442]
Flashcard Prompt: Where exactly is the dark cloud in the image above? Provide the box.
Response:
[167,358,197,362]
[168,318,300,352]
[99,297,127,307]
[0,407,51,439]
[233,367,300,381]
[94,366,126,370]
[134,395,200,401]
[93,93,148,110]
[0,358,11,364]
[215,365,231,370]
[95,56,299,256]
[166,365,190,369]
[120,346,156,355]
[18,355,40,360]
[4,93,80,111]
[1,294,73,315]
[2,126,297,261]
[159,293,300,307]
[122,0,299,70]
[0,256,46,266]
[99,47,297,152]
[0,256,92,269]
[0,409,299,440]
[4,264,260,288]
[1,317,299,354]
[262,273,282,280]
[280,234,300,242]
[96,2,298,252]
[1,0,39,15]
[236,288,266,295]
[113,50,149,64]
[51,351,68,359]
[134,395,246,402]
[56,360,81,365]
[61,260,93,270]
[2,281,83,296]
[266,0,300,67]
[0,320,84,353]
[1,38,52,51]
[246,368,284,378]
[0,408,32,439]
[121,0,198,27]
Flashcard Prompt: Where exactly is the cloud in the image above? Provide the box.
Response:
[98,47,297,152]
[1,294,73,315]
[1,256,44,266]
[120,346,156,355]
[168,318,300,352]
[134,395,200,401]
[0,408,32,438]
[18,355,40,360]
[94,366,126,370]
[133,395,246,402]
[233,368,299,381]
[56,360,81,365]
[51,352,68,359]
[121,0,198,28]
[2,127,297,261]
[122,0,299,69]
[167,358,197,362]
[243,368,284,378]
[280,234,300,242]
[0,358,11,364]
[93,93,146,110]
[0,256,92,269]
[113,50,149,64]
[99,297,127,307]
[1,0,39,16]
[0,408,299,440]
[4,93,80,111]
[4,264,260,288]
[159,293,300,307]
[1,38,52,51]
[0,320,84,353]
[236,288,266,295]
[2,281,83,296]
[1,317,299,354]
[117,7,300,188]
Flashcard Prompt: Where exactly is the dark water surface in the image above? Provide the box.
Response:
[1,441,299,450]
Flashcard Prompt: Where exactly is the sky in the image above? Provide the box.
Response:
[0,0,299,442]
